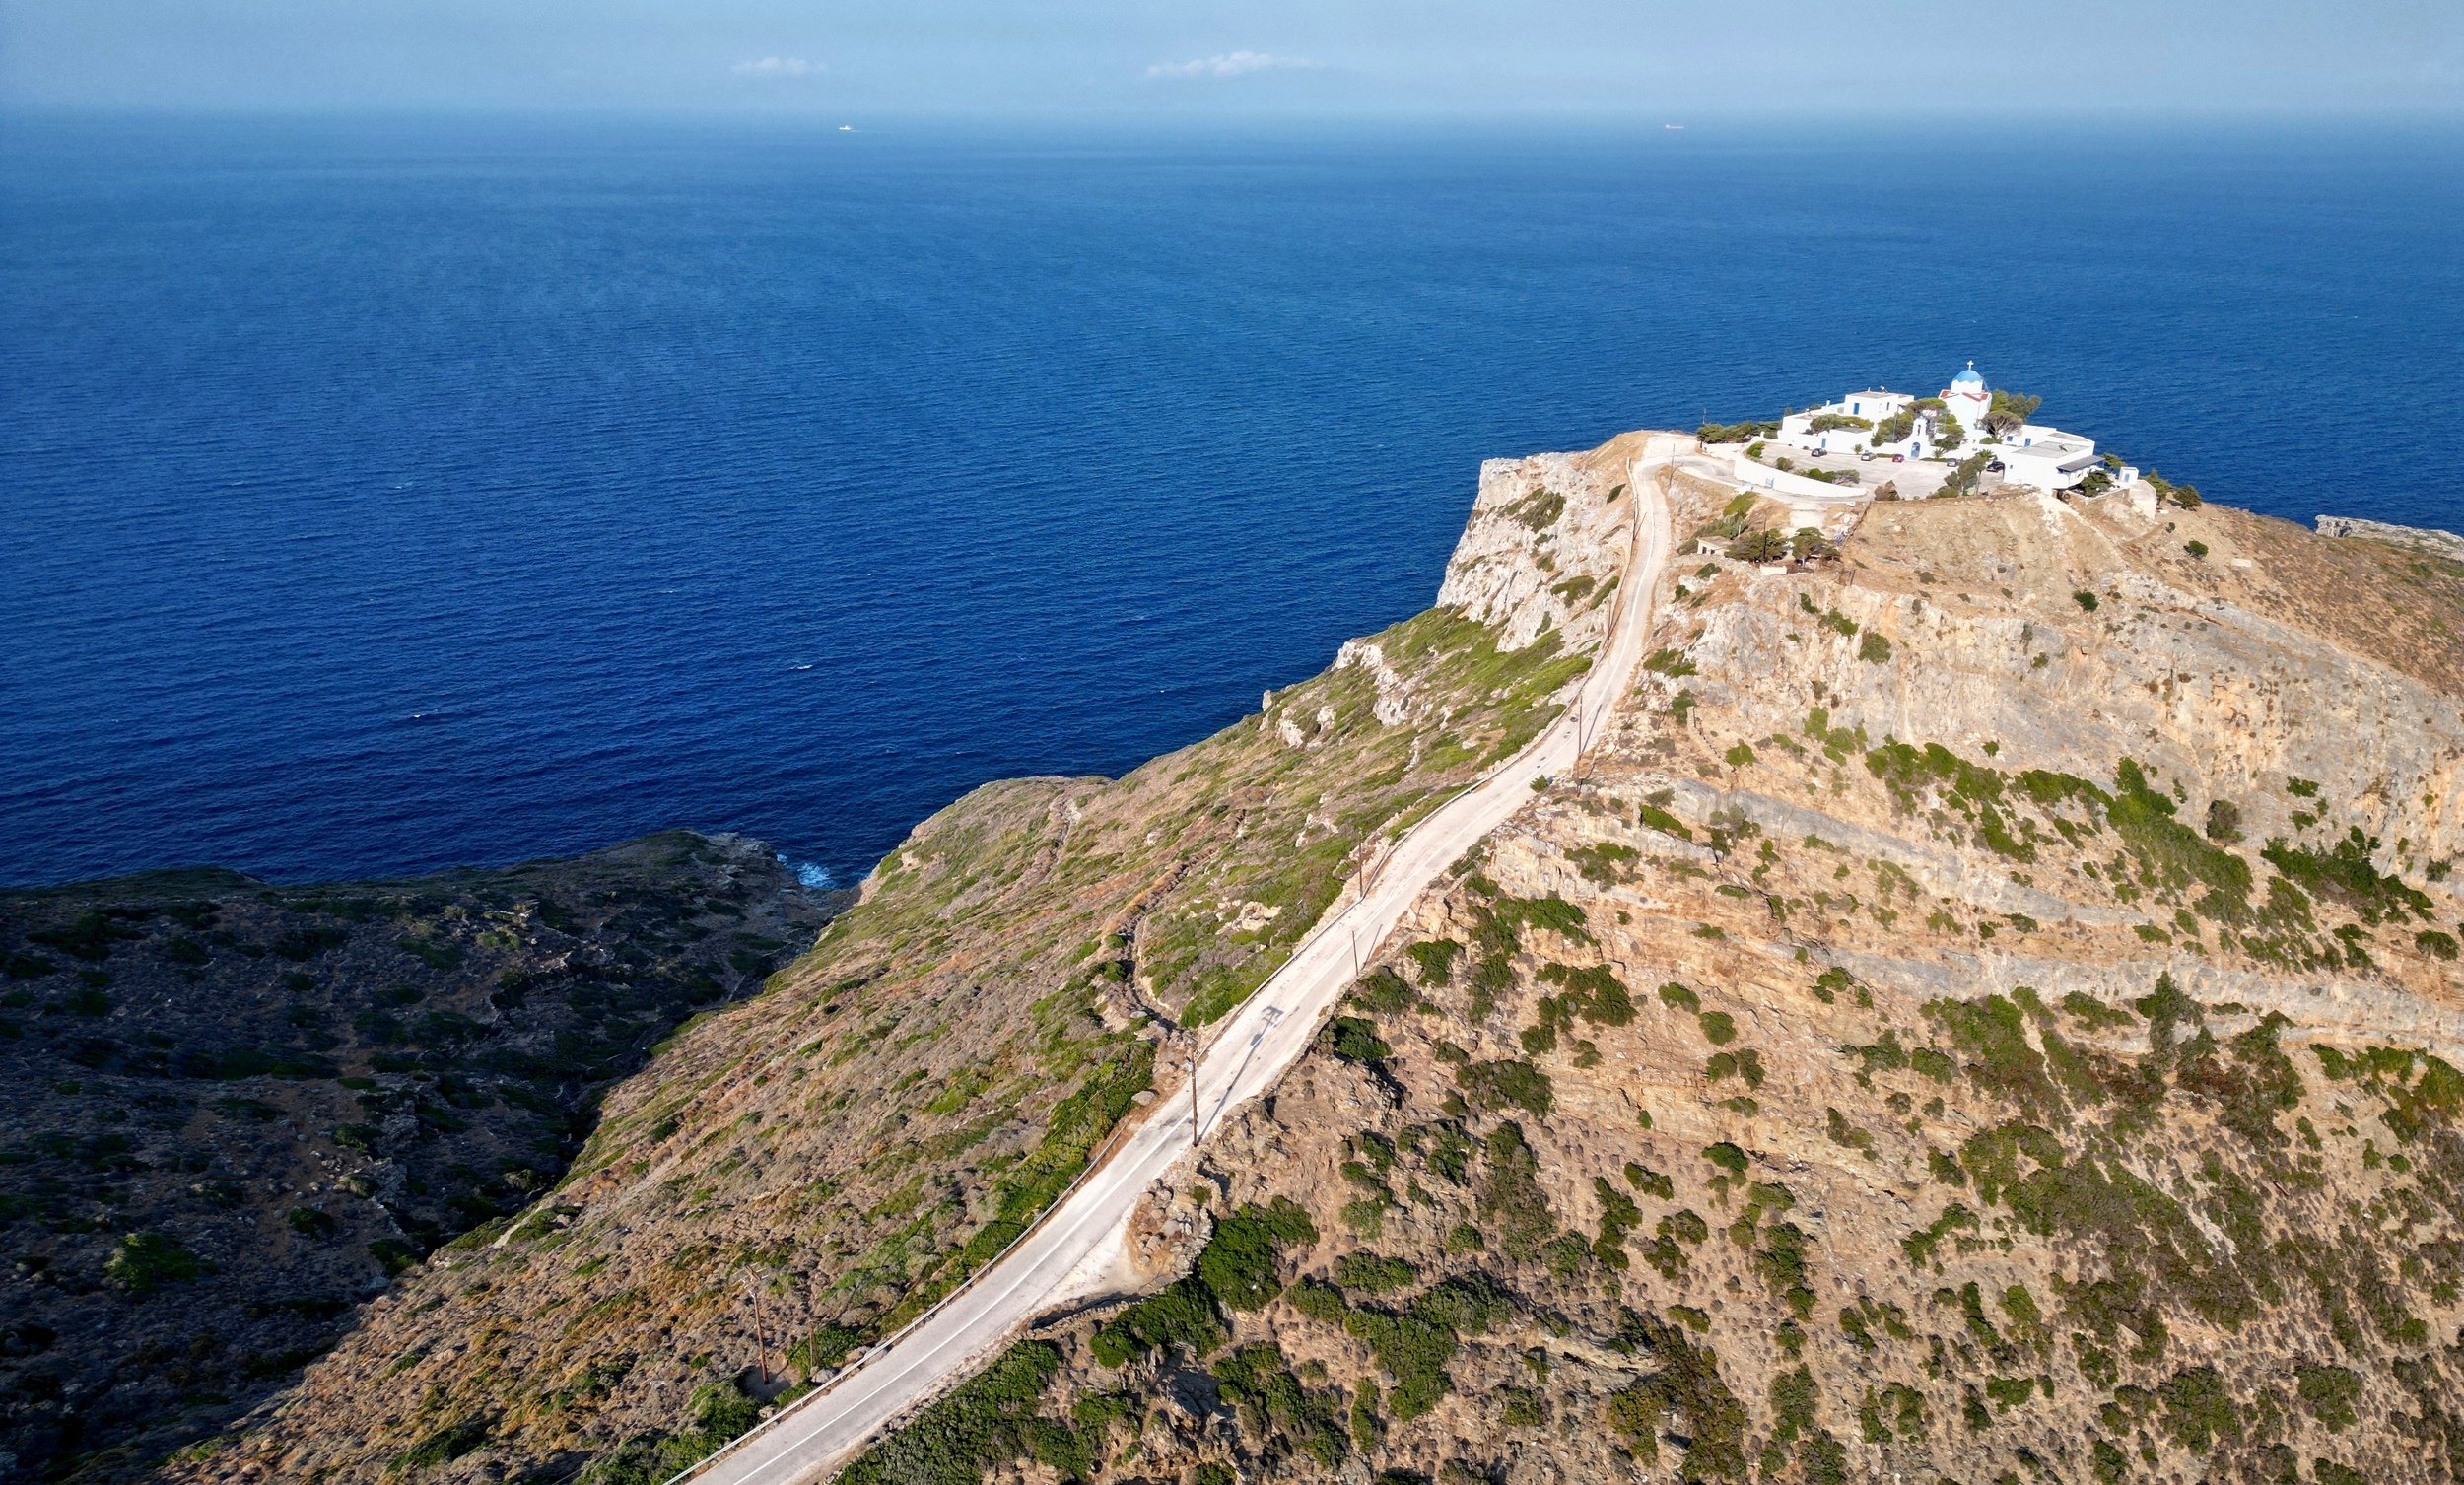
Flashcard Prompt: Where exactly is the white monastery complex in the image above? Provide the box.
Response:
[1711,362,2156,549]
[1769,362,2136,493]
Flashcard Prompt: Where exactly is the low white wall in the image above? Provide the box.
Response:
[1730,450,1867,504]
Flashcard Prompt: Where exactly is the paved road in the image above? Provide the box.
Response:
[686,435,1684,1485]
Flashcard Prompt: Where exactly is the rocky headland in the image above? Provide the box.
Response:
[26,429,2460,1485]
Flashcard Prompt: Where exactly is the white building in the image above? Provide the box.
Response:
[1774,382,1960,459]
[1995,425,2104,491]
[1766,361,2135,492]
[1941,362,1990,436]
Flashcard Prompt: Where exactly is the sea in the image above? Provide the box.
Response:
[3,115,2458,890]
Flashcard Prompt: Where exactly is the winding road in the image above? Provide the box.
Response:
[685,434,1685,1485]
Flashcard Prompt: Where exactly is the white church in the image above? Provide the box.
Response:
[1771,363,2131,493]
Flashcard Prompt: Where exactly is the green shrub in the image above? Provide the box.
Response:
[1858,632,1893,664]
[2073,589,2099,611]
[1456,1059,1554,1117]
[1354,966,1415,1013]
[1902,1203,1978,1267]
[787,1324,866,1378]
[1479,1123,1556,1259]
[1567,842,1640,884]
[1602,1310,1747,1475]
[1212,1343,1347,1467]
[1938,449,1987,490]
[1705,1048,1765,1089]
[1729,528,1789,563]
[1624,1162,1674,1199]
[1637,804,1691,839]
[369,1238,420,1276]
[1198,1198,1319,1311]
[1091,1279,1222,1366]
[1327,1017,1392,1063]
[2263,827,2433,924]
[29,912,124,962]
[272,926,350,962]
[2295,1363,2361,1432]
[393,935,462,970]
[1335,1253,1419,1293]
[1404,940,1463,987]
[393,1415,490,1471]
[1535,963,1633,1026]
[2156,1366,2238,1451]
[286,1206,338,1240]
[104,1231,208,1294]
[836,1342,1075,1485]
[1541,1232,1593,1278]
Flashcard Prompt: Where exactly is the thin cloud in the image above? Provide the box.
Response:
[1145,51,1322,79]
[731,56,819,78]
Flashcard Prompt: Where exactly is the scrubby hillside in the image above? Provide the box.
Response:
[832,474,2464,1485]
[0,832,834,1482]
[172,441,1649,1483]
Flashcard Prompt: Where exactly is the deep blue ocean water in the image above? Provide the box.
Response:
[3,115,2458,889]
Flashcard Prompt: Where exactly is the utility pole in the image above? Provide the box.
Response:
[749,1282,770,1389]
[1186,1048,1200,1147]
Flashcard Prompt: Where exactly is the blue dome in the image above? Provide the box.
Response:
[1951,362,1984,387]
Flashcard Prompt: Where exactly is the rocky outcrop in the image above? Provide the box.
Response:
[2318,514,2464,563]
[1434,442,1640,652]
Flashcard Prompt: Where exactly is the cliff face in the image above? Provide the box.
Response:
[1434,446,1638,654]
[833,462,2464,1485]
[173,452,1633,1483]
[154,433,2464,1485]
[0,832,833,1483]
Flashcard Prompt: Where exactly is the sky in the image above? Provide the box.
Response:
[0,0,2457,117]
